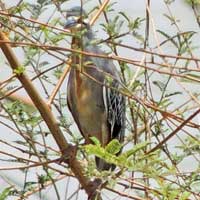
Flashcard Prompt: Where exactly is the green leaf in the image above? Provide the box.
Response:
[185,0,200,5]
[153,80,166,92]
[0,187,12,200]
[119,141,149,159]
[179,191,191,200]
[105,139,122,154]
[157,29,178,47]
[84,140,150,170]
[119,11,130,22]
[13,65,25,75]
[90,137,101,146]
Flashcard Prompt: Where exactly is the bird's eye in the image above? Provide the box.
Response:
[82,19,89,25]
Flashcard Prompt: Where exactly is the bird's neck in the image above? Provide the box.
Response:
[71,28,93,49]
[70,28,94,72]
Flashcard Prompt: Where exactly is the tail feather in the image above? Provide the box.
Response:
[95,157,115,171]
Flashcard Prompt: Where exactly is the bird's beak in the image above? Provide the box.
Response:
[64,16,79,29]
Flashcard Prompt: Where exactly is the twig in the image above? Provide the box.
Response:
[0,91,35,107]
[16,175,66,200]
[89,0,110,26]
[148,107,200,154]
[47,61,71,107]
[0,31,95,198]
[0,40,200,83]
[0,11,70,34]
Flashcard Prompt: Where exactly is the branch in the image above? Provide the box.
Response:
[0,90,35,107]
[89,0,110,26]
[0,40,199,83]
[47,62,71,107]
[148,107,200,154]
[0,31,98,198]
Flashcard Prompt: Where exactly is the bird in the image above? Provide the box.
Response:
[64,6,125,171]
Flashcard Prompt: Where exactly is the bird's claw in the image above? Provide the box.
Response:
[87,178,102,200]
[59,144,78,164]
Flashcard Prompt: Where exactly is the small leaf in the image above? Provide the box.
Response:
[120,141,149,159]
[153,80,166,92]
[164,91,182,97]
[0,187,12,200]
[157,29,178,47]
[90,137,101,146]
[119,11,130,22]
[39,61,49,68]
[13,65,25,75]
[180,191,191,200]
[105,139,122,155]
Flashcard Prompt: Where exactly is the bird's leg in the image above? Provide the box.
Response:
[59,144,78,165]
[59,136,90,164]
[87,178,102,200]
[60,143,103,199]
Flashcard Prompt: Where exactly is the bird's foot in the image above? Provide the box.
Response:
[87,178,102,200]
[59,144,78,165]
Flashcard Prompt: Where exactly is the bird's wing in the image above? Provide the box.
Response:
[84,44,125,141]
[103,80,125,141]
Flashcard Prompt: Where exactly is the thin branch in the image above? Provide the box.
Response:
[0,40,199,83]
[0,11,70,34]
[89,0,110,26]
[148,107,200,154]
[16,175,66,200]
[0,31,96,198]
[0,91,35,107]
[47,61,71,107]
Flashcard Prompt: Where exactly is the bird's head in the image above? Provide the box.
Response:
[64,6,89,31]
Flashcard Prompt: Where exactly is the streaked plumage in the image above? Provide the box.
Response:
[65,7,125,170]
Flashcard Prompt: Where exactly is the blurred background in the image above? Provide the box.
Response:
[0,0,200,199]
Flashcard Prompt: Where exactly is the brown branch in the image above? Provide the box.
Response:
[81,68,200,129]
[108,41,200,63]
[0,91,35,107]
[0,40,200,83]
[89,0,110,26]
[16,175,66,200]
[104,186,145,200]
[0,31,98,198]
[0,11,70,34]
[0,74,16,89]
[47,61,71,107]
[0,62,65,103]
[0,32,68,150]
[148,107,200,154]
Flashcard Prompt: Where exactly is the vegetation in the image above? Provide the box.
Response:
[0,0,200,199]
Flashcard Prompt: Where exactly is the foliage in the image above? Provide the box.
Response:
[0,0,200,200]
[13,65,26,75]
[84,139,151,170]
[0,187,13,200]
[185,0,200,5]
